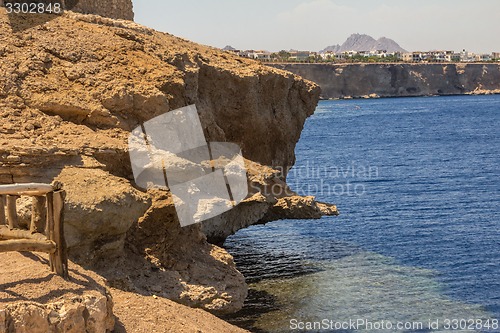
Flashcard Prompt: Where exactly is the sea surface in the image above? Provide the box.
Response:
[224,95,500,333]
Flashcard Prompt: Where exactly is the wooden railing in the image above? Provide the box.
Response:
[0,183,68,279]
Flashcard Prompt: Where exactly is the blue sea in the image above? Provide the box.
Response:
[224,95,500,332]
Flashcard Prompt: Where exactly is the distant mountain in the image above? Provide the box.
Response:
[321,34,407,53]
[222,45,237,51]
[375,37,407,53]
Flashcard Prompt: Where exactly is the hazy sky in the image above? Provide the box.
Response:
[133,0,500,53]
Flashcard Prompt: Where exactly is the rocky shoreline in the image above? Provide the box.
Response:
[320,89,500,100]
[267,63,500,100]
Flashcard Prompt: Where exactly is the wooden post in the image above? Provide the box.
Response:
[6,195,19,229]
[45,191,55,272]
[0,239,56,253]
[0,225,48,241]
[0,183,68,279]
[0,195,5,226]
[0,183,54,196]
[30,196,46,233]
[52,190,68,279]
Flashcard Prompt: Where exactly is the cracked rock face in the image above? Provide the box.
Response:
[15,168,151,265]
[0,11,319,176]
[0,253,114,333]
[71,0,134,21]
[113,190,249,314]
[269,63,500,99]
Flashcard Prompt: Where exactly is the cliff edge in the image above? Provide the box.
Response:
[71,0,134,21]
[0,0,134,21]
[269,63,500,99]
[0,8,336,331]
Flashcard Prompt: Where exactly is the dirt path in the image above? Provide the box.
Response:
[111,288,249,333]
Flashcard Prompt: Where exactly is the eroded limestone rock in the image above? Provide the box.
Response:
[0,253,114,333]
[0,10,333,316]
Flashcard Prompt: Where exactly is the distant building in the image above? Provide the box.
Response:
[320,51,336,60]
[237,50,254,58]
[475,54,491,62]
[309,51,320,61]
[402,50,473,63]
[223,48,241,56]
[460,49,476,62]
[451,53,462,62]
[372,50,390,58]
[335,53,346,60]
[229,44,496,64]
[406,52,426,62]
[402,53,412,62]
[251,50,272,61]
[289,51,312,62]
[358,50,369,57]
[426,51,454,62]
[344,50,359,58]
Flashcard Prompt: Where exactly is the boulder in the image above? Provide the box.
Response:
[0,252,114,333]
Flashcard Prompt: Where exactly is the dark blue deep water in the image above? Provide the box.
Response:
[225,95,500,332]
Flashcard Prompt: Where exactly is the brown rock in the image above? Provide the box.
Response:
[0,11,319,176]
[54,167,150,263]
[97,190,248,314]
[263,195,339,222]
[0,252,114,333]
[71,0,134,21]
[269,63,500,99]
[0,309,6,333]
[0,9,334,318]
[15,168,151,264]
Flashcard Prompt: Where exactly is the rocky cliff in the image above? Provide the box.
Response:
[0,7,336,328]
[269,63,500,99]
[0,0,134,20]
[0,252,115,333]
[70,0,134,20]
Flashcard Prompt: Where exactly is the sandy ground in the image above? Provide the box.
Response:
[111,288,249,333]
[0,252,107,304]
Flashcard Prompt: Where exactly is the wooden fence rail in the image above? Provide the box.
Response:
[0,183,68,279]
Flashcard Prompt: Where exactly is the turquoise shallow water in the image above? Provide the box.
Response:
[224,95,500,332]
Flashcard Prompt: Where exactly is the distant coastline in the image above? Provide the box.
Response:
[223,33,499,64]
[267,62,500,100]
